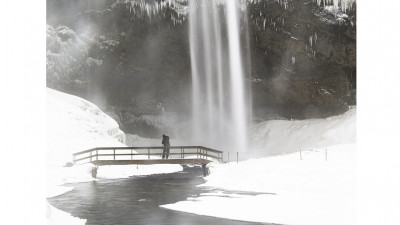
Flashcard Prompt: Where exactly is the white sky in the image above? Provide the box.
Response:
[1,0,400,224]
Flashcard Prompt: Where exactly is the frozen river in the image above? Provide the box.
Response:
[48,166,270,225]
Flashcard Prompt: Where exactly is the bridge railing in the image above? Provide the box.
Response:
[72,146,223,165]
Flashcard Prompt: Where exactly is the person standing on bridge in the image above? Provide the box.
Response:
[162,134,170,159]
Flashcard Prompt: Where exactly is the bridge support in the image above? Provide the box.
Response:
[91,166,98,178]
[202,164,210,177]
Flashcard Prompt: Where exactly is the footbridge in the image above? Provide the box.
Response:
[72,146,223,166]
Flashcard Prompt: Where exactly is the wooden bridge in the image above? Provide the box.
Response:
[72,146,224,166]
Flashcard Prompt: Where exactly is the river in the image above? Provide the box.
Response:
[48,165,270,225]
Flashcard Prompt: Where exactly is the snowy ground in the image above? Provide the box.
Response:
[161,144,355,225]
[46,88,356,225]
[250,106,355,156]
[161,108,356,225]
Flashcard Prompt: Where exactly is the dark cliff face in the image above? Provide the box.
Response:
[47,0,356,134]
[248,0,356,119]
[47,0,191,114]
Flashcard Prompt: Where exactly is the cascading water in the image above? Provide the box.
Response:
[189,0,250,152]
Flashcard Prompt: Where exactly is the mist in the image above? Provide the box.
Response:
[47,0,356,152]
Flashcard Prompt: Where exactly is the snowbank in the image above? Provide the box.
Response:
[97,164,184,179]
[161,108,357,225]
[46,88,182,224]
[46,88,128,197]
[162,144,356,225]
[250,106,356,156]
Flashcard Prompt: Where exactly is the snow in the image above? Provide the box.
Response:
[251,106,355,156]
[161,107,356,225]
[46,87,356,225]
[47,203,86,225]
[46,25,96,83]
[97,164,185,179]
[46,88,182,224]
[46,88,126,167]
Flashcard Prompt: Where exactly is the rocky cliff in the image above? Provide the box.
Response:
[46,0,356,136]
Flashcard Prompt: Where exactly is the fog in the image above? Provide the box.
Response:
[47,0,194,139]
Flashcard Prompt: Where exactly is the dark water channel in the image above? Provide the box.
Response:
[48,166,270,225]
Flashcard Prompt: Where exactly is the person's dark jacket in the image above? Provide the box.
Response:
[162,135,170,146]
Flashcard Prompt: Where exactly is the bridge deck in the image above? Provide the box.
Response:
[91,158,212,166]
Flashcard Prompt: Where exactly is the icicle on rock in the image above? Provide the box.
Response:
[263,18,266,30]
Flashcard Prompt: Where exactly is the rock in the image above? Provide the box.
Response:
[47,0,356,122]
[64,162,74,167]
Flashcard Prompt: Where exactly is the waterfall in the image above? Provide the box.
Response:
[189,0,250,152]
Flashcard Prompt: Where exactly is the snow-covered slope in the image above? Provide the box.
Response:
[161,107,357,225]
[250,106,356,156]
[47,88,126,167]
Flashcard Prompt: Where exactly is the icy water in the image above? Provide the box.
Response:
[48,166,270,225]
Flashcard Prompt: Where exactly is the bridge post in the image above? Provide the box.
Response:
[96,149,98,161]
[148,148,150,160]
[131,149,133,160]
[90,151,92,162]
[114,149,115,160]
[202,164,209,177]
[325,148,328,161]
[300,149,302,160]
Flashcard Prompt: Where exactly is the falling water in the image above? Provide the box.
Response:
[189,0,250,152]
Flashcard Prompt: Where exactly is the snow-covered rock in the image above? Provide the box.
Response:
[47,88,126,167]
